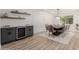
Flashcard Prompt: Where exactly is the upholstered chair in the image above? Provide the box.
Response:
[47,25,54,36]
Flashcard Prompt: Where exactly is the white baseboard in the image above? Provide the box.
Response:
[34,31,45,35]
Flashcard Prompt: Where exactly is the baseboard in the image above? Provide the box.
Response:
[34,31,46,35]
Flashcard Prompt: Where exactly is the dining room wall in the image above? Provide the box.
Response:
[27,10,55,33]
[1,9,79,34]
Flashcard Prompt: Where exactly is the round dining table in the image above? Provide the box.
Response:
[53,24,65,35]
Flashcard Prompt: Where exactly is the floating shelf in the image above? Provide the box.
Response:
[0,16,25,19]
[11,10,31,15]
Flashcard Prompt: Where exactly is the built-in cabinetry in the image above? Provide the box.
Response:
[1,26,33,44]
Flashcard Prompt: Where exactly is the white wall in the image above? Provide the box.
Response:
[31,11,54,33]
[1,9,79,34]
[0,9,33,27]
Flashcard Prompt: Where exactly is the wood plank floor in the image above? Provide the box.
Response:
[2,32,79,50]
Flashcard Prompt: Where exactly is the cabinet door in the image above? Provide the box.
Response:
[25,26,33,37]
[1,28,9,44]
[25,27,29,37]
[7,28,16,41]
[1,28,16,44]
[28,26,33,36]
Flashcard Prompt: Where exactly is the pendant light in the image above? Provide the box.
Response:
[56,9,60,20]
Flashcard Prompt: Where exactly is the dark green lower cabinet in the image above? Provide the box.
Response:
[1,26,33,44]
[25,26,33,37]
[1,27,16,44]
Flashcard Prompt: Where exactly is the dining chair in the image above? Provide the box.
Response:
[45,24,54,36]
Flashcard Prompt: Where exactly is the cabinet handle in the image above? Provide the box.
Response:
[29,29,31,31]
[8,32,12,35]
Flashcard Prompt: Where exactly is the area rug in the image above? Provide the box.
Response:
[39,32,75,44]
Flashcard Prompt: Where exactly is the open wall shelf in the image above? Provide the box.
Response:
[0,10,31,20]
[0,16,25,19]
[10,10,31,15]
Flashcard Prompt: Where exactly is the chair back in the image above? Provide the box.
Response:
[48,25,53,32]
[45,24,54,32]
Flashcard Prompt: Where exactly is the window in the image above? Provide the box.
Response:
[60,16,73,24]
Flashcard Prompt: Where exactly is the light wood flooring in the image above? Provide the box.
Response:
[1,32,79,50]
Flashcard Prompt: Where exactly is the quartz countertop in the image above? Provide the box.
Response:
[0,25,33,28]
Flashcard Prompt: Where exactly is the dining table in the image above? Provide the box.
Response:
[53,24,65,35]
